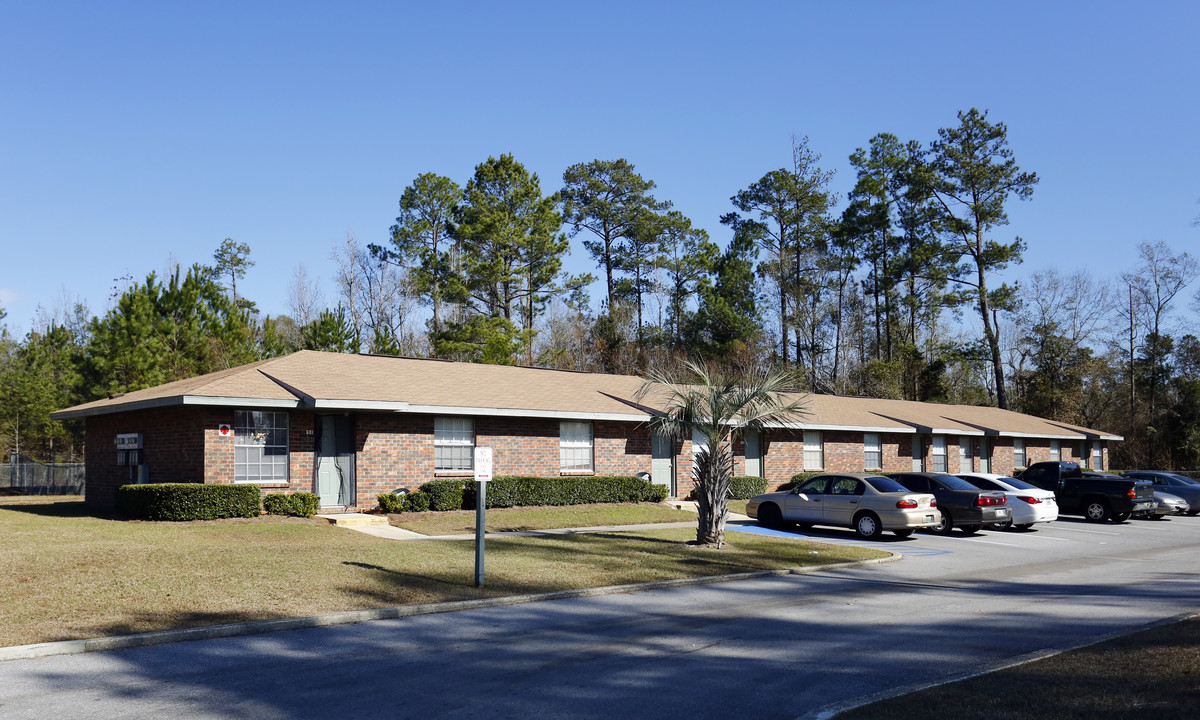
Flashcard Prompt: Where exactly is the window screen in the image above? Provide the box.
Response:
[560,421,594,472]
[803,431,823,470]
[435,417,474,472]
[234,411,289,483]
[863,432,881,469]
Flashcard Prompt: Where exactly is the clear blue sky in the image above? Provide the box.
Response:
[2,1,1197,336]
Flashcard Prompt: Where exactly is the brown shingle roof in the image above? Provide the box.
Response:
[52,350,1121,440]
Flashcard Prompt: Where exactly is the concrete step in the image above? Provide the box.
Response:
[317,512,390,527]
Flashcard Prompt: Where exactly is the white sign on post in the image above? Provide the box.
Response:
[474,447,493,483]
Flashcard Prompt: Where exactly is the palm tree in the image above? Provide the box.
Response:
[637,361,808,547]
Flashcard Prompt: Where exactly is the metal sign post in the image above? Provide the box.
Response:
[473,447,493,588]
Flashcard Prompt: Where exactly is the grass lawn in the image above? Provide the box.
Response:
[389,502,696,535]
[836,616,1200,719]
[0,497,885,648]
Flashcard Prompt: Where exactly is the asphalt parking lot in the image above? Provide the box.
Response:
[2,514,1198,720]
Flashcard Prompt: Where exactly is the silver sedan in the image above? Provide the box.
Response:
[747,473,940,540]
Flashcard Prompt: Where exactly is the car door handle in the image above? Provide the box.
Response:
[849,500,858,504]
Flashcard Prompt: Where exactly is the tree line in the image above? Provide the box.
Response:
[1,109,1197,470]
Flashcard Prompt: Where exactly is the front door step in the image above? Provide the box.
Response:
[317,512,388,528]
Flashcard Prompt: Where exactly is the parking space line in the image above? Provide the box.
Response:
[959,537,1023,547]
[1046,525,1122,536]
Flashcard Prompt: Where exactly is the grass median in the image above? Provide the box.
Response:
[1,497,885,648]
[835,615,1200,719]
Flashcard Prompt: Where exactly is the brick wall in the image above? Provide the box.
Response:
[346,414,661,510]
[84,407,206,509]
[82,404,1111,511]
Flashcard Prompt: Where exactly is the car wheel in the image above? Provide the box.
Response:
[1013,523,1034,531]
[757,503,783,529]
[1084,500,1111,522]
[854,512,884,540]
[960,524,981,535]
[930,512,953,535]
[893,529,914,538]
[1187,510,1200,516]
[1112,512,1131,522]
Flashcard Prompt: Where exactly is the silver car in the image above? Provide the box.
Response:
[1122,471,1200,515]
[747,473,940,540]
[1135,490,1190,519]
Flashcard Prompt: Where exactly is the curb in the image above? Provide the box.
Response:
[0,552,901,663]
[798,609,1200,720]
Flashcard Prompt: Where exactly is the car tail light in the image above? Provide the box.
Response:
[1127,488,1138,499]
[1018,496,1042,504]
[930,498,937,507]
[896,498,918,509]
[975,494,1008,506]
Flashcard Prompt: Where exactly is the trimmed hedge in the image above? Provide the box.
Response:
[378,476,666,512]
[465,475,667,509]
[118,483,261,521]
[420,479,466,512]
[377,490,433,514]
[728,476,769,499]
[263,492,319,518]
[377,492,406,513]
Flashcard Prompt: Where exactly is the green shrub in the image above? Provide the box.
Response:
[377,492,406,514]
[642,482,669,503]
[263,492,319,518]
[407,490,431,512]
[419,479,466,511]
[460,475,663,509]
[377,490,432,514]
[777,472,823,492]
[118,483,261,521]
[729,476,769,499]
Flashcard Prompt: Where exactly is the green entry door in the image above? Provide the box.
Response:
[651,431,675,497]
[317,415,355,508]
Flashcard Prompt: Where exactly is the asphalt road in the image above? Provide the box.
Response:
[2,515,1199,720]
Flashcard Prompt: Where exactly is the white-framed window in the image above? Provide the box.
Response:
[434,417,474,472]
[234,410,289,484]
[1013,438,1026,469]
[959,435,974,472]
[1050,440,1061,462]
[560,421,594,472]
[803,430,823,470]
[863,432,882,469]
[930,435,947,473]
[1092,441,1103,471]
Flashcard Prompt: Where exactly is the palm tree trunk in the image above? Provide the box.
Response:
[694,444,733,547]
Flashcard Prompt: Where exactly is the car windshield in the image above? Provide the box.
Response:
[933,474,981,490]
[960,476,1004,491]
[864,476,908,493]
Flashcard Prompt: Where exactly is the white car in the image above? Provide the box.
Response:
[957,473,1058,530]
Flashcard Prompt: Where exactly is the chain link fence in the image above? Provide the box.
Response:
[4,454,85,495]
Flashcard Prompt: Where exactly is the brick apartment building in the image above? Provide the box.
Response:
[52,351,1121,511]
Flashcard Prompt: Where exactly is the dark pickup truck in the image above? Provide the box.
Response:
[1018,461,1154,522]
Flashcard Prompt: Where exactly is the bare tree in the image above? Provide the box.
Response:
[287,263,323,327]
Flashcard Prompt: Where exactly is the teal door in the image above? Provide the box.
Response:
[651,431,675,496]
[317,415,355,507]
